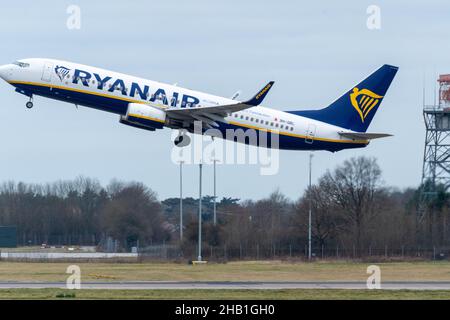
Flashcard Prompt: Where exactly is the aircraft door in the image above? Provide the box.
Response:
[305,123,316,144]
[41,62,54,82]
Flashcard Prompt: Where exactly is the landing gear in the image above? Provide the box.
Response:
[174,132,191,147]
[25,96,33,109]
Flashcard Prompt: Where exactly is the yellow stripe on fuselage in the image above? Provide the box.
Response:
[8,80,169,109]
[9,81,367,145]
[228,121,368,145]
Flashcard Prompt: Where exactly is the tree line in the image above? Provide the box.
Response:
[0,178,168,248]
[0,157,447,258]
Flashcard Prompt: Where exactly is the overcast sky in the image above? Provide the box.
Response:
[0,0,448,201]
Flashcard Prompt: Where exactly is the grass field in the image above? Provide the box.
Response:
[0,260,450,299]
[0,260,449,282]
[0,288,450,300]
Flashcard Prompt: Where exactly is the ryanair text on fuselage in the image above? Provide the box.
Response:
[69,67,199,108]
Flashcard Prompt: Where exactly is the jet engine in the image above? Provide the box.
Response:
[120,103,167,130]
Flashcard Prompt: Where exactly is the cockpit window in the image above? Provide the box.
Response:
[12,61,30,68]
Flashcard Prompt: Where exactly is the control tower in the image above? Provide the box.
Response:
[419,74,450,221]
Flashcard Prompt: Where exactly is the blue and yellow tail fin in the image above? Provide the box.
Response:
[288,64,398,132]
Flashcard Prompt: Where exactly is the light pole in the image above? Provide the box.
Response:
[213,158,218,225]
[198,162,203,261]
[179,160,184,241]
[308,153,313,260]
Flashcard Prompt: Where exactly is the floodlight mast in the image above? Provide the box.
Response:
[198,162,203,262]
[308,153,313,260]
[179,160,183,241]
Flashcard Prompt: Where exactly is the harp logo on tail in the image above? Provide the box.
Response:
[55,65,71,81]
[349,87,383,122]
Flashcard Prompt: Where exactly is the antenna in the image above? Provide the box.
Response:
[434,67,437,107]
[422,71,426,107]
[231,90,241,100]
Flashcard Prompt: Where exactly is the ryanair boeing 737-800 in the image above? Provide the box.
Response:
[0,59,398,151]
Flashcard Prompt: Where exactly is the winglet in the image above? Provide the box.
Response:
[244,81,275,106]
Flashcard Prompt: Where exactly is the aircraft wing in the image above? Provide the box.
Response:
[338,132,392,140]
[165,81,274,128]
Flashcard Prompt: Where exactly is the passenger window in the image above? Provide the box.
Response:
[270,122,274,126]
[250,117,254,121]
[241,115,244,119]
[280,125,284,129]
[245,116,249,120]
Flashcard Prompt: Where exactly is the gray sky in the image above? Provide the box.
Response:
[0,0,447,201]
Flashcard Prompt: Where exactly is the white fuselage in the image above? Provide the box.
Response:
[0,58,368,151]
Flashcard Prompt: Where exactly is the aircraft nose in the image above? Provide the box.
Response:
[0,64,10,80]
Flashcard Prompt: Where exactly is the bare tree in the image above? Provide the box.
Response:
[101,182,167,250]
[321,156,383,251]
[293,183,345,248]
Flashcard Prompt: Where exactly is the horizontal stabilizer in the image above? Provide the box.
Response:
[338,132,392,140]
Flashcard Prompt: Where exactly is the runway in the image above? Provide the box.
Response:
[0,281,450,290]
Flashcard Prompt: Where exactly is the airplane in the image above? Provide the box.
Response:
[0,59,398,152]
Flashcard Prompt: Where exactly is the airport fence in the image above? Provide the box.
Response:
[138,244,183,261]
[2,244,448,262]
[137,244,450,261]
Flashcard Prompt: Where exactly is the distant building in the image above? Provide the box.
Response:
[0,226,17,248]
